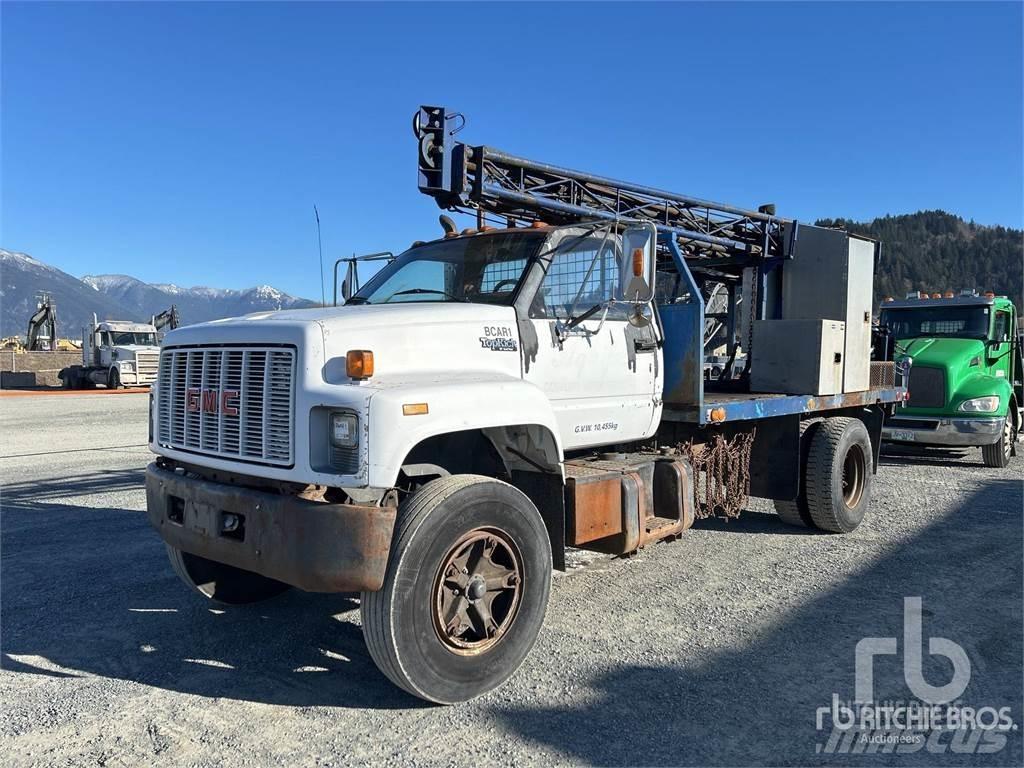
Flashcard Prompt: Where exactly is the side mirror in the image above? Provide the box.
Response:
[619,223,657,304]
[341,261,357,302]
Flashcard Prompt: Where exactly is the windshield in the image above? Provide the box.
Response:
[108,331,157,346]
[880,306,990,341]
[349,232,545,306]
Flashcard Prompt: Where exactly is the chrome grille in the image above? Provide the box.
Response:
[907,366,945,409]
[135,351,160,383]
[157,346,295,466]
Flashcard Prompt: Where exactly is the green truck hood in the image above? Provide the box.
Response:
[901,336,985,370]
[900,336,1010,417]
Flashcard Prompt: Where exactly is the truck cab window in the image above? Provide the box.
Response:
[109,331,157,345]
[880,306,990,340]
[530,237,625,320]
[350,232,545,306]
[993,310,1010,343]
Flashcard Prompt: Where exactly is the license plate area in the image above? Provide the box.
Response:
[165,494,245,542]
[890,429,916,442]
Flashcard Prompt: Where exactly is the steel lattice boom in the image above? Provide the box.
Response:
[415,106,796,277]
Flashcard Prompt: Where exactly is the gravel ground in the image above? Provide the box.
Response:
[1,393,1021,767]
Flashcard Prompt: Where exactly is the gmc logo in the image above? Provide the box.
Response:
[186,388,239,416]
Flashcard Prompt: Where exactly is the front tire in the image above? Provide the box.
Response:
[107,368,121,390]
[805,417,873,533]
[166,545,290,604]
[361,475,552,704]
[981,416,1013,468]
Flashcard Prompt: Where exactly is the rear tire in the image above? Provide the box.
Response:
[166,545,290,604]
[361,475,551,704]
[773,419,822,528]
[805,417,873,533]
[981,416,1013,468]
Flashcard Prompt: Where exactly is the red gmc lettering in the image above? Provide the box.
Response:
[201,390,218,413]
[221,390,239,416]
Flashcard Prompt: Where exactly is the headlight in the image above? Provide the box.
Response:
[958,396,1000,413]
[330,412,359,448]
[119,360,135,370]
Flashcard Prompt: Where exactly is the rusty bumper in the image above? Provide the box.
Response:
[145,463,396,592]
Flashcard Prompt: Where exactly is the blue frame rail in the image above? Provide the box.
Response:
[662,387,908,424]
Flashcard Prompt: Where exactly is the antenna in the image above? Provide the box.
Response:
[314,205,326,307]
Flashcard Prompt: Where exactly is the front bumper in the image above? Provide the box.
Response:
[145,463,396,592]
[882,415,1003,447]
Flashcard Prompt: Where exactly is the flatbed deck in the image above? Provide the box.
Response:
[661,386,908,424]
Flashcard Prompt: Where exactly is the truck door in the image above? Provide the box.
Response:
[991,308,1013,380]
[519,230,661,450]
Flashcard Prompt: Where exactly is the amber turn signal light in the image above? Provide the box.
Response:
[632,248,644,277]
[346,350,374,379]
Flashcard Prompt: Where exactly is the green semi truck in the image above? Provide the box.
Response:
[880,291,1022,467]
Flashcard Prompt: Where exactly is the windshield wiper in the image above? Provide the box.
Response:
[387,288,468,302]
[344,296,368,305]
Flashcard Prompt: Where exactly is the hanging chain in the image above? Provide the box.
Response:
[677,430,756,519]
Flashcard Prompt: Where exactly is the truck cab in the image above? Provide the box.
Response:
[60,316,161,389]
[143,104,907,705]
[880,292,1021,466]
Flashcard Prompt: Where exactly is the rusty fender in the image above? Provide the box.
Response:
[145,463,396,592]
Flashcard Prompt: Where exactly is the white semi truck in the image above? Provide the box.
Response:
[60,314,161,389]
[145,107,906,703]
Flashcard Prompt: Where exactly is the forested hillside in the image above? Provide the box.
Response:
[815,210,1022,309]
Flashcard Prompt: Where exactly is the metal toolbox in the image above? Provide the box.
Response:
[751,319,846,395]
[780,225,876,392]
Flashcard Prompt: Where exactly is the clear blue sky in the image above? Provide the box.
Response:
[3,2,1021,300]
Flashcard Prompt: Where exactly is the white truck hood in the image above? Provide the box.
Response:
[112,344,160,357]
[160,303,525,384]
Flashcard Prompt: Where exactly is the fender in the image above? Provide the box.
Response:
[952,373,1014,417]
[363,373,564,488]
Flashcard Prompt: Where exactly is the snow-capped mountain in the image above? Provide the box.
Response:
[1,248,317,338]
[81,273,315,327]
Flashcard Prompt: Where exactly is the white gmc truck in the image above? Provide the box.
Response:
[145,107,905,703]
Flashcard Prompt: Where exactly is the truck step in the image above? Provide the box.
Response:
[642,515,684,545]
[645,516,678,532]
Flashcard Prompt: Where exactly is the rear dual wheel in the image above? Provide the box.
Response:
[773,419,821,527]
[774,416,873,533]
[361,475,551,704]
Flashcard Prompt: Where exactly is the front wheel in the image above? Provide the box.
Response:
[107,368,121,390]
[981,416,1014,468]
[361,475,552,704]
